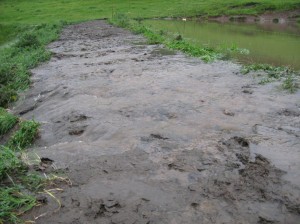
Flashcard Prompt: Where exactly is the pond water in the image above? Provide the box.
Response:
[143,19,300,70]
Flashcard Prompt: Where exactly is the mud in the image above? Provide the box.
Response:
[16,20,300,223]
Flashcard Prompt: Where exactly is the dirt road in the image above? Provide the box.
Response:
[16,20,300,223]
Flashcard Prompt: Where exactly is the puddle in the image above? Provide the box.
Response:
[150,48,176,56]
[144,19,300,70]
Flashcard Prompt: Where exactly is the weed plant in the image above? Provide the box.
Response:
[282,75,298,93]
[242,63,299,92]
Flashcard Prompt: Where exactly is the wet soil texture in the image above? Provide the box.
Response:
[16,21,300,223]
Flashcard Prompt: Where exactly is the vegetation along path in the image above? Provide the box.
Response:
[14,20,300,223]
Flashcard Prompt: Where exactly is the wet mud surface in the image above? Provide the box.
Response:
[16,20,300,223]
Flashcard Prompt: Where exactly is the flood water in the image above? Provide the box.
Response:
[144,19,300,70]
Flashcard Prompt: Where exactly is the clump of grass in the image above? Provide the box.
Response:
[16,33,41,49]
[131,25,164,44]
[166,39,221,62]
[111,12,130,28]
[0,146,24,181]
[7,120,40,151]
[0,108,18,135]
[241,63,283,75]
[0,186,36,224]
[282,75,298,93]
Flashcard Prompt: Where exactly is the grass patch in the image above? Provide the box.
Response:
[0,116,69,223]
[0,186,36,224]
[111,14,223,62]
[0,108,18,135]
[7,120,40,151]
[0,121,68,223]
[0,24,26,46]
[0,117,40,223]
[0,22,65,108]
[0,146,24,181]
[282,75,298,93]
[242,63,299,93]
[0,0,299,25]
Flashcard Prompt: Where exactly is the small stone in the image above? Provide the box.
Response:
[242,89,253,94]
[223,109,235,116]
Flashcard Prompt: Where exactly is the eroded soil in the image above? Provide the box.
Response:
[16,20,300,223]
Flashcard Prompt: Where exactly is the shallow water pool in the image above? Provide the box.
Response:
[144,19,300,70]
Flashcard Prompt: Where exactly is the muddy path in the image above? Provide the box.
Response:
[15,20,300,223]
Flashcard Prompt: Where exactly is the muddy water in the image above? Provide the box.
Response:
[144,19,300,70]
[16,21,300,223]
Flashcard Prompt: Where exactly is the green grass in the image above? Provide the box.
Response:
[0,22,64,108]
[282,75,298,93]
[0,0,299,25]
[0,24,26,46]
[0,146,24,181]
[111,15,223,62]
[7,120,40,151]
[0,108,18,135]
[0,114,67,223]
[0,117,40,223]
[0,114,41,223]
[242,63,300,92]
[0,186,36,224]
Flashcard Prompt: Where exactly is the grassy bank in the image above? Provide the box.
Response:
[0,22,65,223]
[1,108,70,223]
[110,13,250,62]
[0,22,64,108]
[0,109,40,223]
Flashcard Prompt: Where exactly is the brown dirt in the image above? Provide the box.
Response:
[16,20,300,223]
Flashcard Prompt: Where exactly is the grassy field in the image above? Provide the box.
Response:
[1,0,299,46]
[1,0,300,25]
